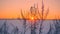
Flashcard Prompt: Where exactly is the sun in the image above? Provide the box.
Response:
[29,16,35,21]
[31,17,34,20]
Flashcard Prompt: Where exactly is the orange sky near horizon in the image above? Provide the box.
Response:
[0,0,60,19]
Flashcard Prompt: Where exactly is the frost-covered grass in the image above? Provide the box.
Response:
[0,19,60,34]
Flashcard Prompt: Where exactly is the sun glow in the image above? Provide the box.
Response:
[31,17,34,20]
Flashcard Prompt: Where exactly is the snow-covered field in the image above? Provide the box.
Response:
[0,19,60,34]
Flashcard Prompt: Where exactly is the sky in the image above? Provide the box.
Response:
[0,0,60,19]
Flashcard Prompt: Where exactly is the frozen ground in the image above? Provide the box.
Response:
[0,19,60,34]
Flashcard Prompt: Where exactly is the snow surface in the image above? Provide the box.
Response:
[0,19,60,34]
